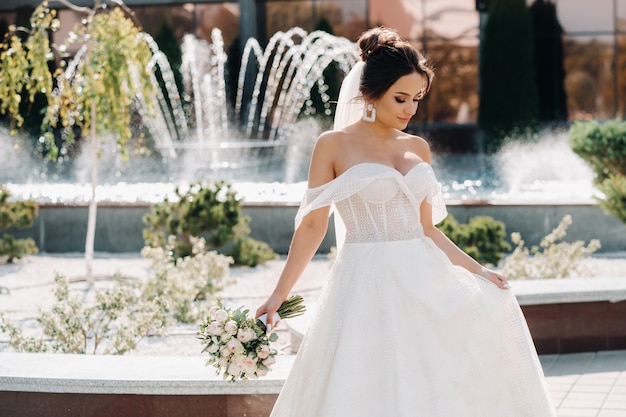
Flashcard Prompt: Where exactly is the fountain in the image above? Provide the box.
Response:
[140,27,359,183]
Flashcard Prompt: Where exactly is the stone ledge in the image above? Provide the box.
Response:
[510,276,626,305]
[0,353,294,395]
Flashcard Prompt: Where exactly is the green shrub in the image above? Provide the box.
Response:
[437,214,511,265]
[569,119,626,224]
[0,185,38,263]
[0,273,168,354]
[230,236,277,268]
[142,181,277,266]
[500,214,600,279]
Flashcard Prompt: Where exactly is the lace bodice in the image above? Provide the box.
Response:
[295,162,447,243]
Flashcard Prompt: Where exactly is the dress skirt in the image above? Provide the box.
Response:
[269,237,556,417]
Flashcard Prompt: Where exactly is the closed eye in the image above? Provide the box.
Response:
[395,97,421,104]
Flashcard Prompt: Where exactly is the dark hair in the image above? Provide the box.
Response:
[358,27,434,101]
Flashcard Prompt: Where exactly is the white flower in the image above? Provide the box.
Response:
[227,363,241,376]
[231,353,246,366]
[256,366,269,377]
[208,306,219,318]
[263,356,276,367]
[224,320,238,335]
[218,357,228,367]
[207,322,223,336]
[215,309,229,322]
[237,328,257,343]
[257,344,270,359]
[242,363,258,376]
[227,338,244,354]
[220,347,231,358]
[207,343,219,353]
[243,353,257,367]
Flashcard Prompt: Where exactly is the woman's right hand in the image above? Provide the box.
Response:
[256,292,286,331]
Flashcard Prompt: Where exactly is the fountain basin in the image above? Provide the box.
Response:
[4,199,625,254]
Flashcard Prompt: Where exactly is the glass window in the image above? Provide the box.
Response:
[265,1,316,38]
[563,34,616,119]
[421,39,479,124]
[315,0,367,40]
[133,3,240,48]
[265,0,366,41]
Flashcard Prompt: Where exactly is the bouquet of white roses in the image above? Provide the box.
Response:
[198,295,306,382]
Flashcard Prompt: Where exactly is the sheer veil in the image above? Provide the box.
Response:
[333,61,365,132]
[330,61,365,252]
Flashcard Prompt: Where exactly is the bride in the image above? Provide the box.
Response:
[256,26,556,416]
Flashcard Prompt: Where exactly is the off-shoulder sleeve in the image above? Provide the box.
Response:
[427,183,448,225]
[424,167,448,225]
[294,183,334,229]
[293,164,386,229]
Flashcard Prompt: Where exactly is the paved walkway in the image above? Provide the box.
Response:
[542,350,626,416]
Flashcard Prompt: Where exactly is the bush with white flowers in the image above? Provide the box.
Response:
[142,235,234,323]
[501,215,601,279]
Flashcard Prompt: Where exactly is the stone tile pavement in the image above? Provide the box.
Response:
[542,350,626,417]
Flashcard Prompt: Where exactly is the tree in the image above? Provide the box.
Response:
[529,0,567,122]
[0,1,156,286]
[478,0,538,151]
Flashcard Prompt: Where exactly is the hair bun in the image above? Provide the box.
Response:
[358,27,403,62]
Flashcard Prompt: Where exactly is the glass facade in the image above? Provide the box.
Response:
[0,0,624,123]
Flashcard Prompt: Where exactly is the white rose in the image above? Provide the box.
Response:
[247,329,258,341]
[207,343,219,353]
[243,353,257,367]
[215,309,229,322]
[218,357,228,367]
[220,347,231,357]
[242,363,258,377]
[208,306,219,318]
[237,328,256,343]
[263,356,276,366]
[231,353,245,366]
[227,338,244,354]
[227,363,241,376]
[207,322,223,336]
[224,320,238,335]
[257,344,270,359]
[256,366,269,377]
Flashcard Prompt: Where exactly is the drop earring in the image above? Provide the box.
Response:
[362,103,376,122]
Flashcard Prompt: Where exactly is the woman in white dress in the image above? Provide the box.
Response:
[256,27,556,417]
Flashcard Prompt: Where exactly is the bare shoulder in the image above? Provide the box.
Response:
[315,129,344,148]
[399,132,432,163]
[311,130,345,160]
[308,130,345,187]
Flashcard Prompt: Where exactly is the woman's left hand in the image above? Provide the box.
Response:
[479,267,510,290]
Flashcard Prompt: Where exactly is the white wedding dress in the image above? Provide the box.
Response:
[270,161,556,417]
